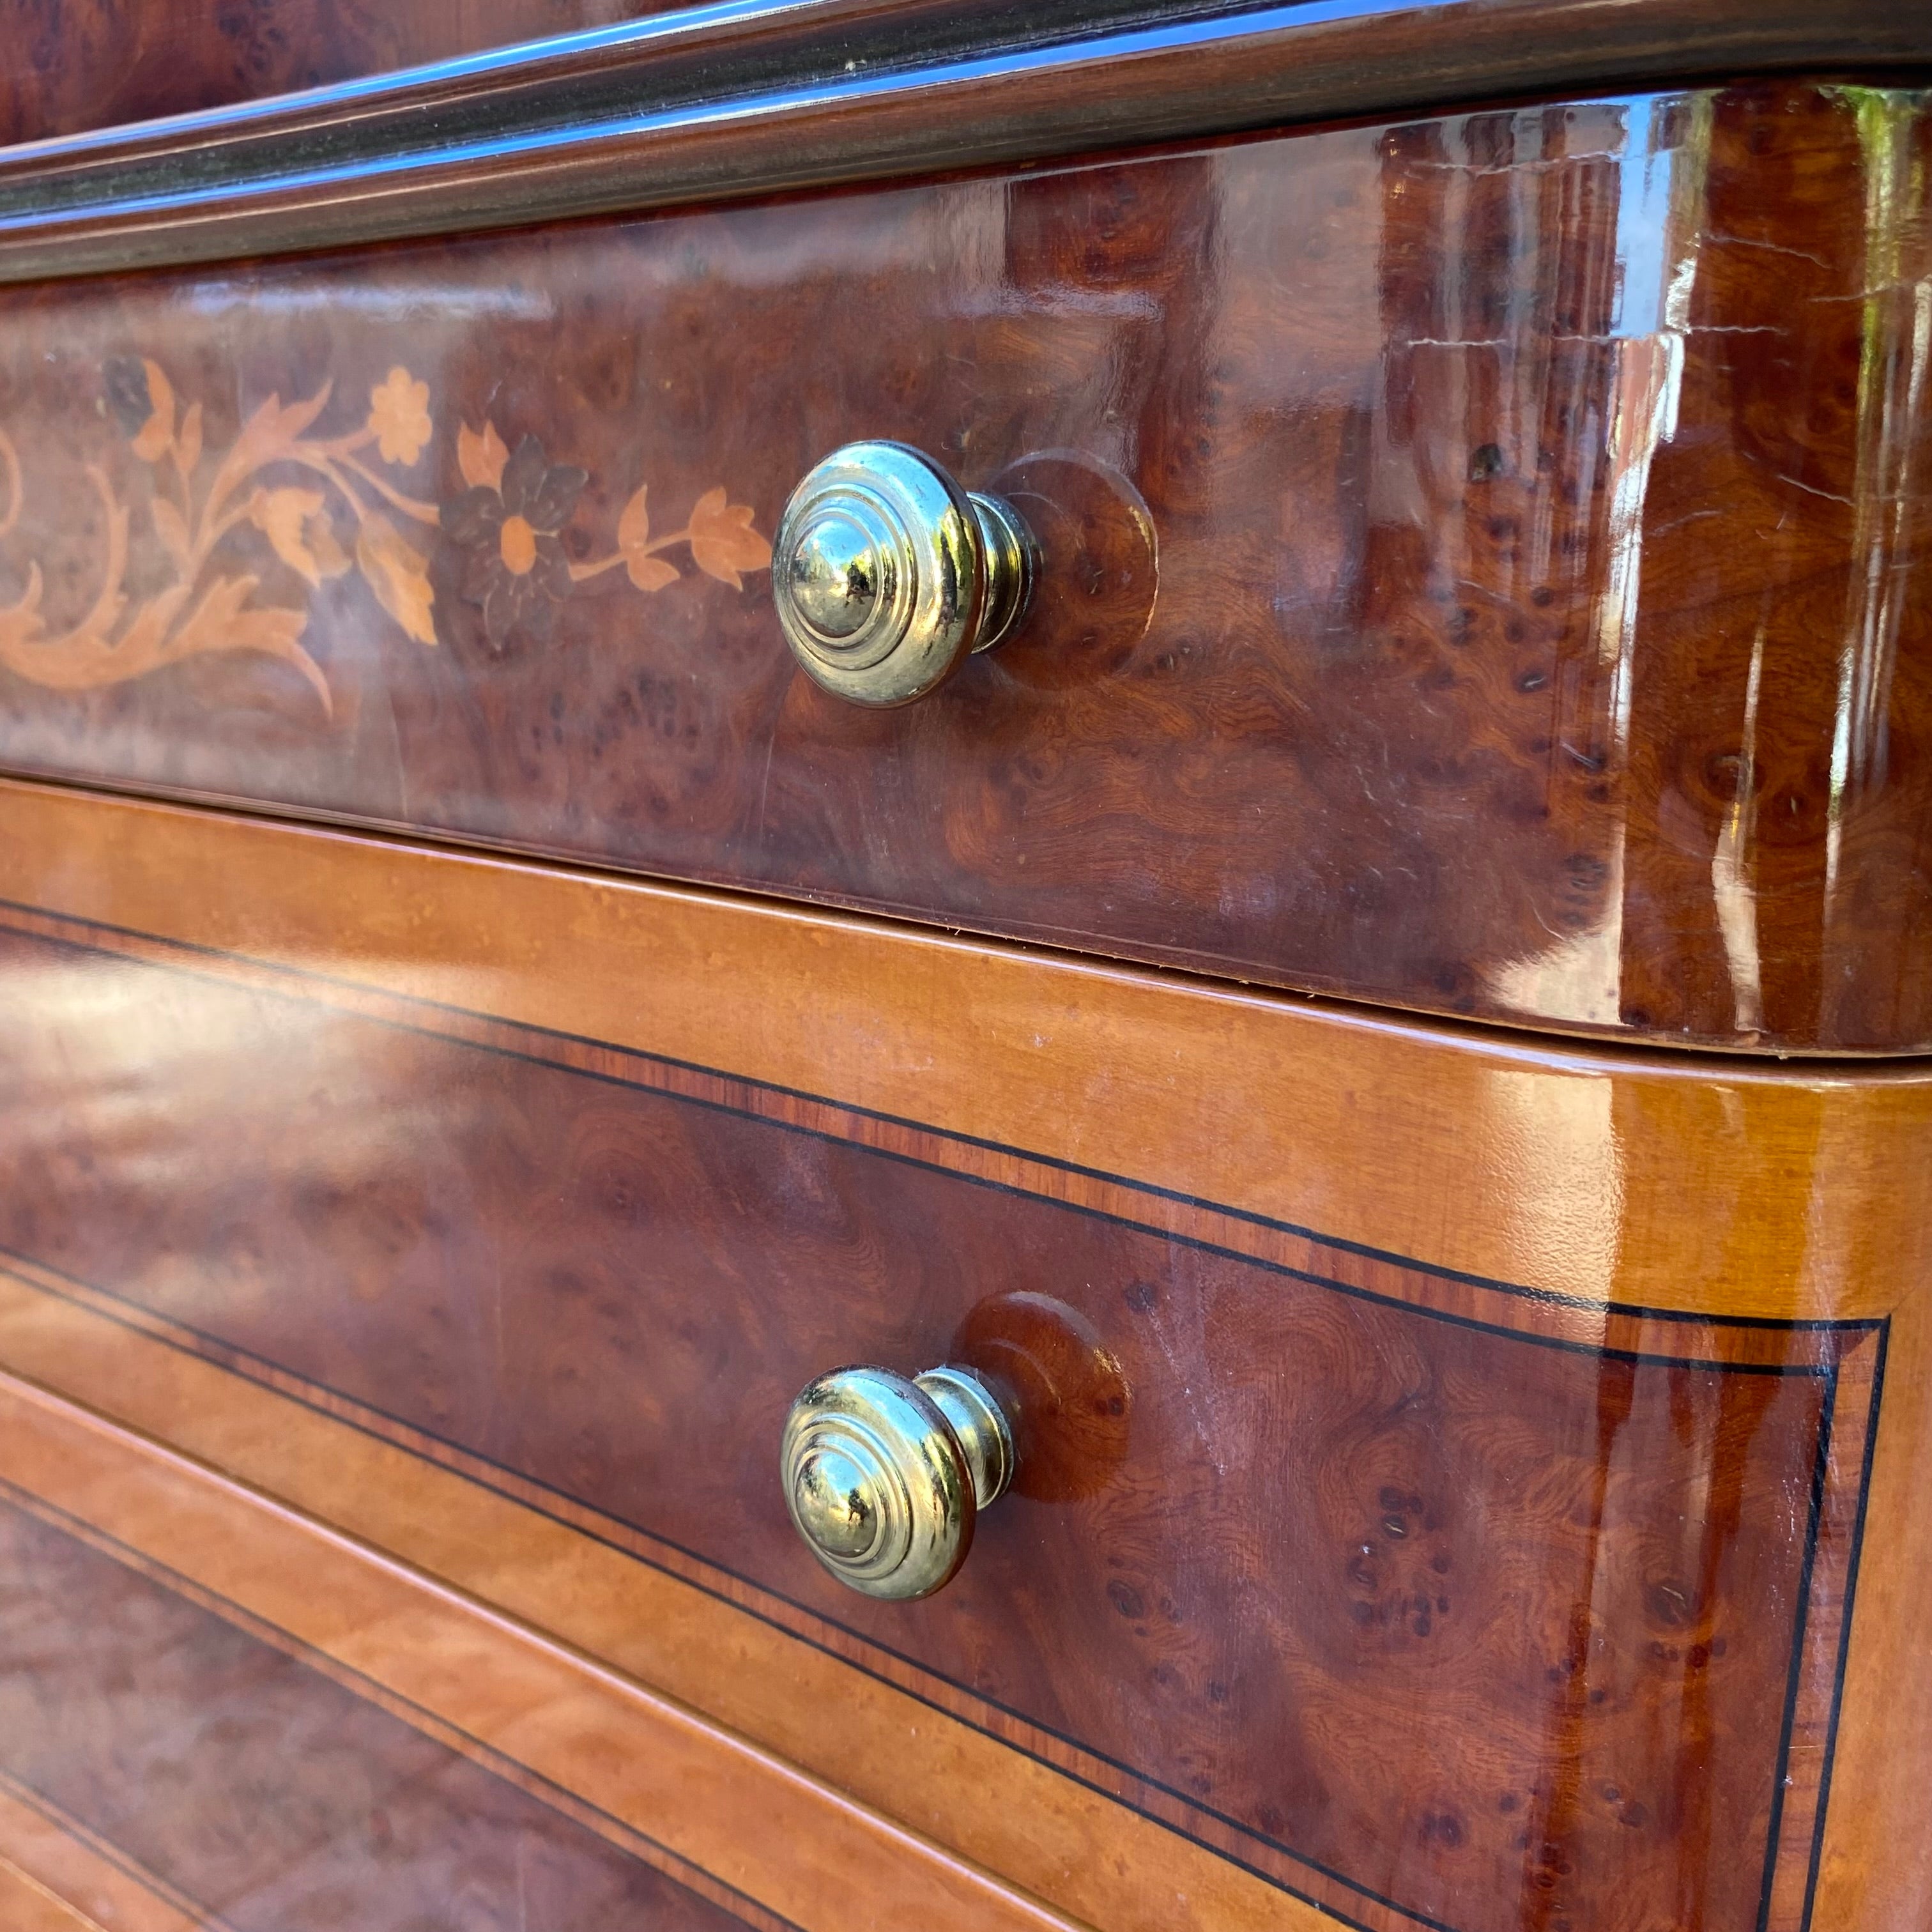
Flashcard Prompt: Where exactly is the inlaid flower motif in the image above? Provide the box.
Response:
[686,486,772,590]
[444,433,586,649]
[4,360,767,714]
[366,366,433,467]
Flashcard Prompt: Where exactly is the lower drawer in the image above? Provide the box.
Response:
[0,778,1926,1932]
[0,1460,760,1932]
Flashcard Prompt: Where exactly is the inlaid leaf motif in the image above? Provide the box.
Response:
[255,487,348,588]
[616,484,680,590]
[457,419,509,493]
[687,487,772,590]
[617,483,649,553]
[173,402,203,480]
[356,512,436,646]
[206,385,335,522]
[130,358,175,463]
[2,355,770,714]
[0,448,330,713]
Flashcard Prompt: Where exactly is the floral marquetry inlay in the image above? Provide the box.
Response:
[0,360,771,712]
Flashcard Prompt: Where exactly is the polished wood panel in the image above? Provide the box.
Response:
[2,779,1926,1321]
[0,1374,1085,1932]
[1,87,1928,1050]
[1,3,1928,280]
[0,1495,766,1932]
[0,1255,1315,1932]
[0,789,1913,1932]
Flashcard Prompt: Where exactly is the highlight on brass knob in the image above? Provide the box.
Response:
[780,1363,1016,1600]
[771,441,1037,707]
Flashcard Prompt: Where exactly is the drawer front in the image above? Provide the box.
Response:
[0,80,1928,1053]
[0,781,1924,1932]
[0,1489,762,1932]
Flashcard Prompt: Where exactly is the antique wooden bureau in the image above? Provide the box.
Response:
[0,3,1928,1930]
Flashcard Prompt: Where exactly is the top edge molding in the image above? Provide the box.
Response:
[0,0,1926,280]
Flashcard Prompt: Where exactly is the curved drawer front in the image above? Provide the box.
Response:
[0,781,1924,1932]
[0,80,1928,1052]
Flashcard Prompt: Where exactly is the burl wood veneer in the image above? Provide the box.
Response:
[0,1495,759,1932]
[0,82,1926,1051]
[0,781,1924,1932]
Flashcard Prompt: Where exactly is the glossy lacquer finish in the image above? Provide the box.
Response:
[0,784,1928,1932]
[0,86,1927,1051]
[0,1500,756,1932]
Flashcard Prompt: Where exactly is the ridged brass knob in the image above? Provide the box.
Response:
[771,441,1036,707]
[780,1363,1016,1600]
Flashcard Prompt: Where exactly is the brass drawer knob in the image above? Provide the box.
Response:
[780,1363,1016,1600]
[771,441,1036,707]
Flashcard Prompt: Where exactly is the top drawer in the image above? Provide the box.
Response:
[0,80,1928,1052]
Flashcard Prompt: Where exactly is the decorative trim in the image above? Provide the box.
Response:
[0,360,769,709]
[0,0,1926,280]
[0,896,1888,1932]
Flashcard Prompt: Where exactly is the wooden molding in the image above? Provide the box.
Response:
[1,778,1928,1319]
[0,0,1927,278]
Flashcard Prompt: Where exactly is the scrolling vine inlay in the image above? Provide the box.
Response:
[0,359,771,712]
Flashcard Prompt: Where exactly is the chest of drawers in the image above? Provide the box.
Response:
[0,6,1928,1931]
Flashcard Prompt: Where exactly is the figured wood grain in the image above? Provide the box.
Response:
[0,1255,1319,1932]
[0,88,1925,1049]
[0,1372,1087,1932]
[0,815,1897,1932]
[0,1491,778,1932]
[0,778,1926,1321]
[1809,1282,1932,1931]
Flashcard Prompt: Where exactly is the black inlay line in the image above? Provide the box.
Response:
[0,1765,235,1932]
[1800,1321,1892,1926]
[0,1248,1350,1932]
[0,908,1888,1931]
[0,900,1885,1340]
[0,1229,1850,1932]
[1754,1365,1841,1932]
[0,1479,802,1932]
[0,1372,1420,1932]
[0,917,1851,1375]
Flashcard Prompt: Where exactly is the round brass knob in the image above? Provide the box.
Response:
[779,1363,1016,1600]
[772,441,1037,707]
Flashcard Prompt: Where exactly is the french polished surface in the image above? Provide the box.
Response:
[0,780,1924,1932]
[0,85,1927,1049]
[0,1489,763,1932]
[6,3,1932,1922]
[0,1371,1080,1932]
